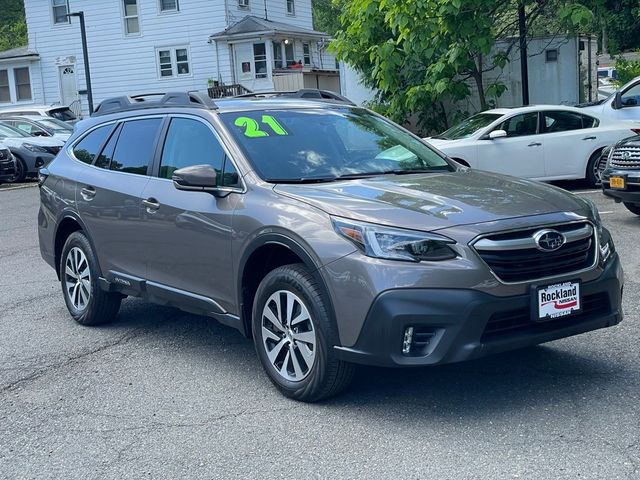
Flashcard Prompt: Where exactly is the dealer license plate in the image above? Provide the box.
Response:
[537,282,581,320]
[610,176,625,189]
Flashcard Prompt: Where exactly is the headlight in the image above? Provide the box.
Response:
[22,143,48,153]
[599,226,615,264]
[332,217,457,262]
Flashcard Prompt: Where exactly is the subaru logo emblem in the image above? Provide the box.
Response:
[533,229,565,252]
[623,151,631,161]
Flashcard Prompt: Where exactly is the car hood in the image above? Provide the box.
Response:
[0,136,64,148]
[424,137,465,150]
[274,170,588,231]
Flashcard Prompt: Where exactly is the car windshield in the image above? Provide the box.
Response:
[438,113,503,140]
[0,124,30,138]
[38,118,73,133]
[220,108,454,182]
[49,108,77,122]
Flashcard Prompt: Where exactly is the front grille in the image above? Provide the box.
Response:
[473,222,596,283]
[0,149,8,160]
[482,292,610,342]
[0,159,16,175]
[609,145,640,169]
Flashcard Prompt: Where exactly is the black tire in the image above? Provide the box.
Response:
[8,156,27,183]
[623,203,640,216]
[585,149,604,187]
[60,231,122,326]
[252,264,355,402]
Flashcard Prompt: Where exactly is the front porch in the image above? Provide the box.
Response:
[209,15,341,95]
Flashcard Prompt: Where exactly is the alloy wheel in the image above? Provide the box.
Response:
[64,247,91,311]
[261,290,316,382]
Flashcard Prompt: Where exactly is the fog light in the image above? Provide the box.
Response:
[402,327,414,355]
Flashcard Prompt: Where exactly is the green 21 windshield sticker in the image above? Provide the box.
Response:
[234,115,289,138]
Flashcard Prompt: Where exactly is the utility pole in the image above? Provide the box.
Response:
[67,12,94,114]
[518,1,529,105]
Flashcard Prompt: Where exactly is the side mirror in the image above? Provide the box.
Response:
[172,165,220,194]
[488,129,507,139]
[33,131,51,137]
[613,91,623,110]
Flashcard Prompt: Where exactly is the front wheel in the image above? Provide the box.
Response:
[8,156,27,183]
[623,203,640,216]
[252,264,354,402]
[60,231,122,326]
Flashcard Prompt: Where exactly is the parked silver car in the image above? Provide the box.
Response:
[1,115,74,142]
[38,91,623,401]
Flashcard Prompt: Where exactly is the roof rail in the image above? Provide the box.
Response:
[234,89,356,106]
[92,91,218,117]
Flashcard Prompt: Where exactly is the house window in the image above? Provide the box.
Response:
[253,43,267,78]
[123,0,140,35]
[284,42,295,67]
[238,0,250,9]
[14,68,32,101]
[303,43,311,66]
[52,0,70,24]
[157,47,191,78]
[286,0,295,15]
[546,49,558,62]
[0,70,9,103]
[160,0,179,12]
[273,41,283,69]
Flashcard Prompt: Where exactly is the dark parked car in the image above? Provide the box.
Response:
[0,146,17,184]
[38,91,623,402]
[0,123,64,183]
[601,135,640,215]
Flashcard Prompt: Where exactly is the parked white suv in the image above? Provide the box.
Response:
[425,105,639,185]
[581,76,640,122]
[0,104,79,124]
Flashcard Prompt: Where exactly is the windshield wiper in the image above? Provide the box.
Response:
[265,176,337,184]
[336,169,442,180]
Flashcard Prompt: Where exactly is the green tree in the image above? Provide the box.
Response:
[0,0,27,51]
[332,0,593,133]
[312,0,343,35]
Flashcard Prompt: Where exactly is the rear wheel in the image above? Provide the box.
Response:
[60,231,122,326]
[623,203,640,216]
[252,264,354,402]
[8,156,27,183]
[585,149,604,187]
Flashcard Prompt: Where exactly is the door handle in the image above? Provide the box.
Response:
[80,186,96,201]
[582,136,597,141]
[527,142,542,147]
[142,198,160,212]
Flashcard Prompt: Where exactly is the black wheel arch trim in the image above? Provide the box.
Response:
[237,229,339,339]
[54,209,103,279]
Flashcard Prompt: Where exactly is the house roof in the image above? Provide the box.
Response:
[0,46,39,61]
[210,15,329,41]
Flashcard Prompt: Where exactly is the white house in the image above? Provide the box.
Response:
[0,0,339,117]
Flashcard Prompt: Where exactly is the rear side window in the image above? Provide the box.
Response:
[72,125,114,164]
[542,111,588,133]
[159,117,225,180]
[110,118,162,175]
[50,108,77,122]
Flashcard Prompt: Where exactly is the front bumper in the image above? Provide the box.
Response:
[602,169,640,205]
[0,157,16,182]
[334,253,623,367]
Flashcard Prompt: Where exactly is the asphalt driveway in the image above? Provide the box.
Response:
[0,184,638,479]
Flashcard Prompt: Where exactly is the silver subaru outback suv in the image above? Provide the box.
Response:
[38,91,623,402]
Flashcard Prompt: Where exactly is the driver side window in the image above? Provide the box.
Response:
[497,112,539,137]
[621,83,640,107]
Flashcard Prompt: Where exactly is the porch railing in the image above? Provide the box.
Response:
[208,84,252,98]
